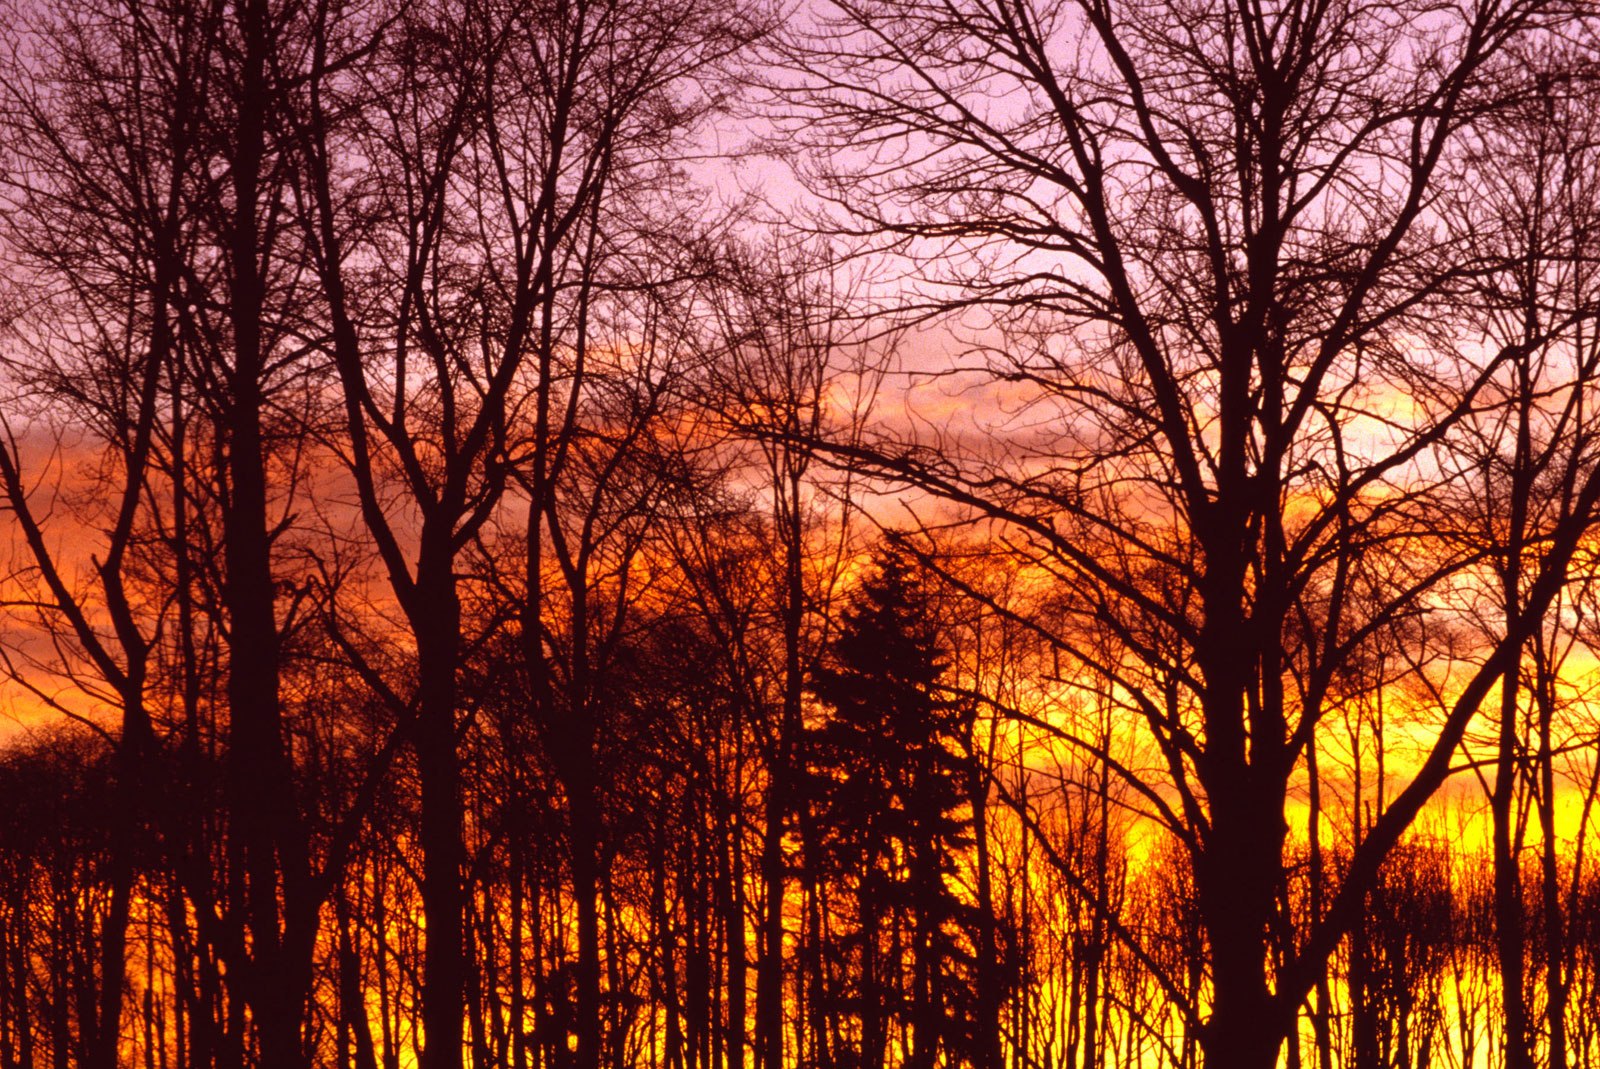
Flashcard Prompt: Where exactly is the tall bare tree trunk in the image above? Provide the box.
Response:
[417,548,466,1069]
[221,3,309,1063]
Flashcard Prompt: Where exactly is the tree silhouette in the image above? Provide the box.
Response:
[770,1,1600,1062]
[805,545,985,1069]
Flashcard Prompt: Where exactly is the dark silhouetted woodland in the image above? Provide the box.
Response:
[1,0,1599,1067]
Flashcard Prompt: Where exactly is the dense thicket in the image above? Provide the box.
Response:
[0,0,1598,1067]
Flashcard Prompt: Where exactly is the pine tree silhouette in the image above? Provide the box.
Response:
[805,546,980,1069]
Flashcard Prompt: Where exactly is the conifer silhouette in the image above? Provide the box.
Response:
[806,545,980,1069]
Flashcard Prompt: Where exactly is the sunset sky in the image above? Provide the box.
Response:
[1,1,1599,1068]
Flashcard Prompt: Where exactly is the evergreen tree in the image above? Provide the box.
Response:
[805,546,981,1069]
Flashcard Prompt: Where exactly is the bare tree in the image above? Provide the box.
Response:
[770,0,1600,1063]
[0,1,257,1063]
[291,1,762,1065]
[1441,41,1600,1069]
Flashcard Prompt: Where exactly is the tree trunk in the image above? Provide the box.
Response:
[1492,651,1532,1069]
[1197,775,1287,1069]
[417,557,466,1069]
[568,772,604,1069]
